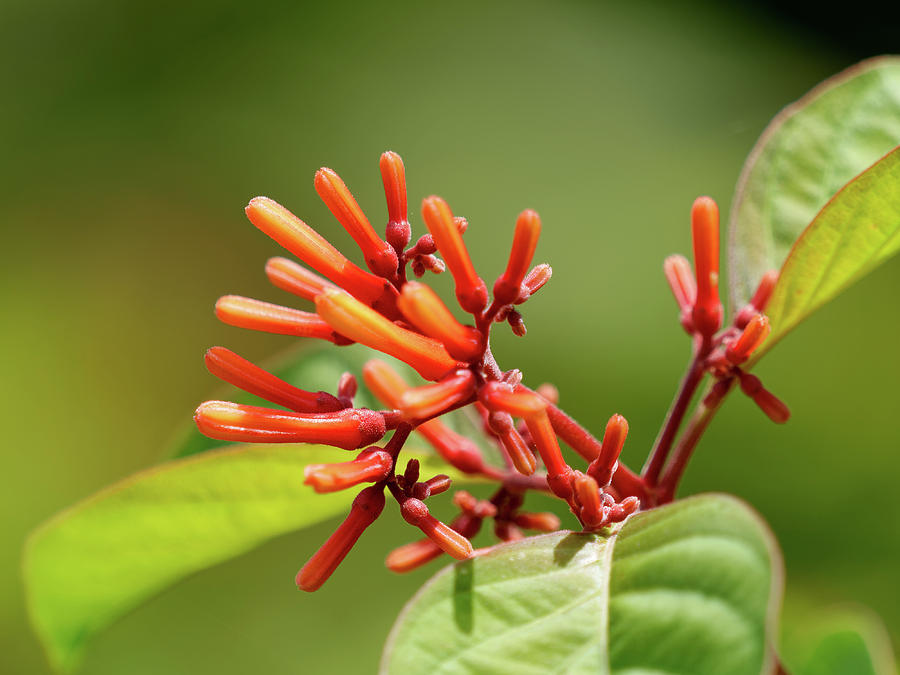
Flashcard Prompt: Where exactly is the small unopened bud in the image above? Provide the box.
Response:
[664,254,696,332]
[524,410,573,498]
[494,521,524,542]
[498,427,537,475]
[737,270,779,328]
[690,196,723,337]
[337,372,358,400]
[513,511,561,532]
[739,373,790,423]
[574,473,605,529]
[403,458,420,487]
[587,414,628,487]
[380,151,411,251]
[385,513,481,573]
[536,383,559,405]
[494,209,542,306]
[421,196,488,314]
[520,264,552,300]
[303,448,392,493]
[725,314,770,365]
[296,485,385,591]
[194,401,386,450]
[507,309,527,337]
[607,496,640,523]
[423,474,452,496]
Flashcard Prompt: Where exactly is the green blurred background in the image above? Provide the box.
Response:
[2,0,898,672]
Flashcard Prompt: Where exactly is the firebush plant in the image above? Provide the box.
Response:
[23,58,900,674]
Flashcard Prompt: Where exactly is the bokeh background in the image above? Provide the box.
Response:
[2,0,899,672]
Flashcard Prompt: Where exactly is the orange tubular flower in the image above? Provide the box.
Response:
[587,414,628,487]
[498,427,538,476]
[735,270,779,328]
[314,167,399,278]
[316,289,458,380]
[265,257,337,302]
[521,263,552,299]
[398,370,476,420]
[215,295,338,342]
[379,151,411,252]
[725,314,771,365]
[296,486,385,592]
[362,359,484,473]
[193,401,387,450]
[478,382,547,418]
[397,282,483,362]
[420,196,488,314]
[204,346,342,413]
[245,196,398,315]
[739,373,791,424]
[524,410,573,498]
[303,449,393,493]
[664,254,696,316]
[513,511,561,532]
[690,196,723,337]
[574,473,604,529]
[400,498,473,560]
[494,209,542,306]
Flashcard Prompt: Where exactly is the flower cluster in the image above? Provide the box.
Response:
[194,151,645,591]
[194,152,789,591]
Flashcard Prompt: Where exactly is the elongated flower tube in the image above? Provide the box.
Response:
[380,151,411,252]
[315,167,399,278]
[398,370,476,420]
[362,359,484,473]
[494,209,541,306]
[521,263,552,300]
[735,269,779,328]
[265,257,337,302]
[524,410,573,499]
[587,414,628,487]
[664,254,696,313]
[738,373,791,424]
[204,346,342,413]
[296,486,385,591]
[245,196,397,314]
[215,295,338,341]
[316,289,458,380]
[386,513,480,573]
[513,511,561,532]
[420,196,488,314]
[487,410,537,475]
[690,196,723,337]
[303,449,393,493]
[725,314,770,365]
[574,472,605,529]
[397,282,482,362]
[479,382,547,418]
[194,401,386,450]
[400,498,473,560]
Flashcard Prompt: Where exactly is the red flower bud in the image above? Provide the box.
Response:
[520,263,552,300]
[478,382,548,418]
[524,410,572,498]
[204,347,342,414]
[385,513,481,573]
[739,373,791,424]
[296,485,385,591]
[194,401,386,450]
[420,196,488,313]
[398,370,475,420]
[690,196,723,337]
[215,295,339,342]
[380,151,411,251]
[265,257,337,302]
[397,282,483,362]
[513,511,561,532]
[574,472,605,529]
[497,427,537,475]
[736,270,779,328]
[587,414,628,487]
[664,254,696,332]
[316,289,459,381]
[315,167,399,278]
[607,496,640,523]
[401,498,473,560]
[725,314,770,365]
[303,448,393,493]
[245,196,397,313]
[494,209,542,306]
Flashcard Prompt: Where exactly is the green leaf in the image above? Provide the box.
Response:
[762,147,900,353]
[23,441,458,673]
[170,342,499,464]
[381,493,782,675]
[728,56,900,311]
[783,606,897,675]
